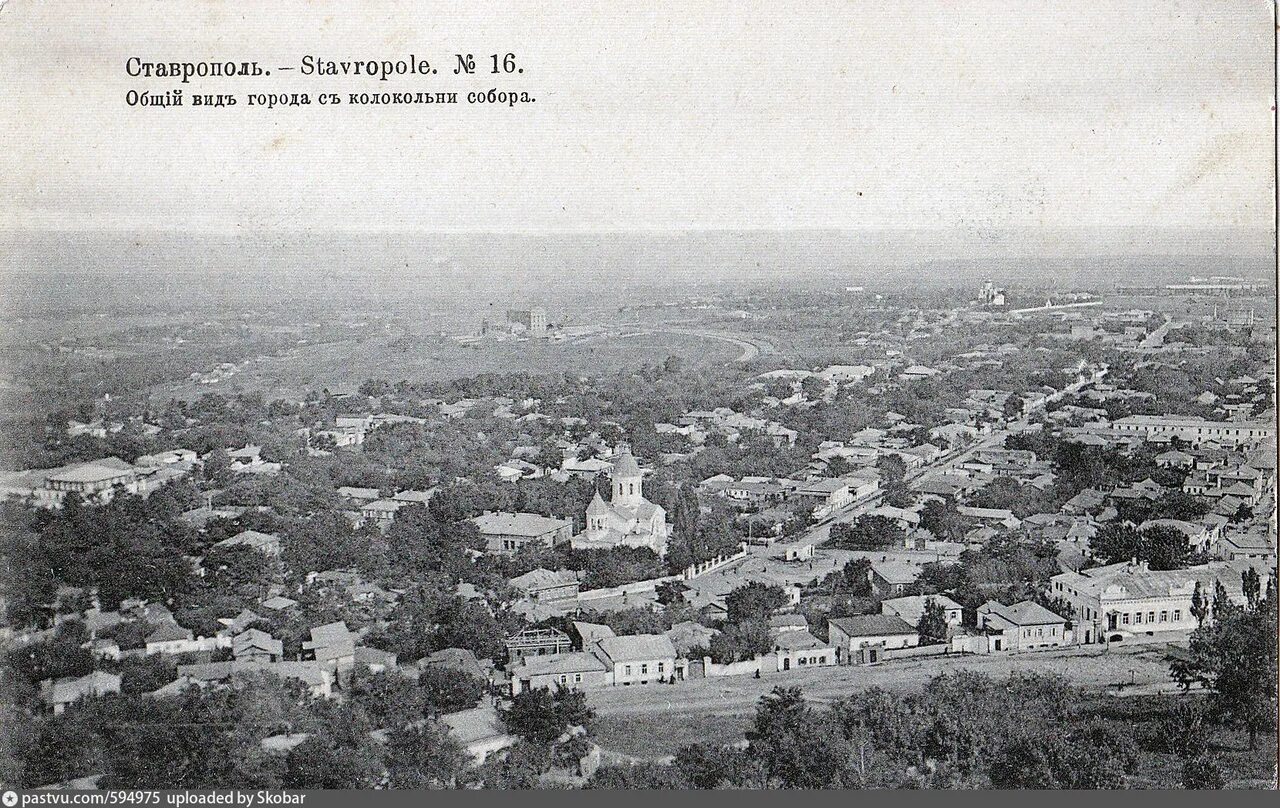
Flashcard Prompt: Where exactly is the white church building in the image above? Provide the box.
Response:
[571,450,671,557]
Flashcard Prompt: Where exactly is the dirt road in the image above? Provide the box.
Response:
[589,641,1178,718]
[589,641,1185,758]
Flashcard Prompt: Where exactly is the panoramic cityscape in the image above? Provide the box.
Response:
[0,250,1275,788]
[1,0,1276,794]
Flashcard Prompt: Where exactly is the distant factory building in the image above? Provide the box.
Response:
[506,307,548,335]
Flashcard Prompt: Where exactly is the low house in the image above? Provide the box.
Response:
[143,623,227,656]
[1051,559,1271,644]
[723,479,787,504]
[42,671,121,714]
[144,622,194,655]
[440,705,519,766]
[791,478,853,514]
[867,505,921,531]
[172,660,333,699]
[509,568,581,603]
[870,561,920,598]
[337,486,381,503]
[664,621,719,656]
[817,364,876,384]
[768,614,810,634]
[232,629,283,662]
[84,638,121,661]
[956,506,1022,530]
[880,594,964,628]
[421,648,489,682]
[302,621,356,673]
[392,488,437,506]
[592,634,678,686]
[213,529,282,557]
[218,608,264,636]
[472,511,574,554]
[509,651,610,695]
[571,621,616,648]
[360,499,406,526]
[772,629,835,671]
[1062,488,1105,515]
[828,615,919,664]
[260,595,298,611]
[1155,450,1195,469]
[976,601,1068,651]
[1214,532,1277,563]
[353,646,397,674]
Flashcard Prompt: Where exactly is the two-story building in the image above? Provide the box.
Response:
[1050,559,1271,644]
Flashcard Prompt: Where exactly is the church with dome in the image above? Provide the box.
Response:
[570,449,671,557]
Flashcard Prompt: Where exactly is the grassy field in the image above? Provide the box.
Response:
[587,639,1277,788]
[158,329,744,400]
[589,650,1278,788]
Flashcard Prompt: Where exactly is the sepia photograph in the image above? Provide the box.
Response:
[0,0,1276,795]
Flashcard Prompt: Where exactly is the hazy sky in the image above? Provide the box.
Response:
[0,0,1274,233]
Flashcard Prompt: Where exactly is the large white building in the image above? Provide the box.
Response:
[572,450,671,556]
[1050,559,1270,645]
[1109,415,1275,449]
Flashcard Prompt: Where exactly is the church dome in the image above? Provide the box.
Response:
[586,491,610,514]
[612,451,641,478]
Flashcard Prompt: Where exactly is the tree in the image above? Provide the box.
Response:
[1002,395,1023,421]
[384,722,466,789]
[1241,566,1261,609]
[725,582,787,623]
[876,455,912,509]
[1090,524,1195,570]
[828,515,902,551]
[709,619,772,664]
[346,669,425,727]
[501,685,594,746]
[989,722,1137,789]
[202,448,233,486]
[824,557,872,599]
[916,598,949,646]
[283,731,382,789]
[533,442,564,474]
[918,500,965,542]
[419,666,487,715]
[1140,525,1197,571]
[1090,524,1143,565]
[825,456,855,478]
[800,375,827,401]
[1190,581,1209,626]
[1170,573,1277,749]
[1180,753,1225,789]
[746,687,852,788]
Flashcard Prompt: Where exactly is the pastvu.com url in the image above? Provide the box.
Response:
[3,792,305,807]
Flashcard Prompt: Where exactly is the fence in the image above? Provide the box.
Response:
[681,544,749,580]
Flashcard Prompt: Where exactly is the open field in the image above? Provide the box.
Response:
[157,328,746,400]
[590,641,1182,758]
[590,639,1278,788]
